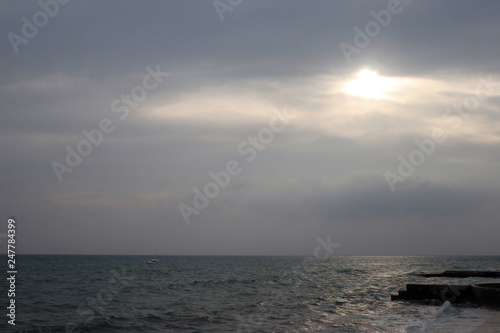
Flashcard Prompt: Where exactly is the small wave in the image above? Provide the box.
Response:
[143,313,164,321]
[189,277,257,287]
[193,314,213,323]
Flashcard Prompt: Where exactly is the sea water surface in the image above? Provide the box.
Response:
[1,255,500,332]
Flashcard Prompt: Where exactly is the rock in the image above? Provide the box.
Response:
[414,270,500,278]
[392,283,500,307]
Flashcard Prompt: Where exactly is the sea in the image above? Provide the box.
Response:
[1,255,500,332]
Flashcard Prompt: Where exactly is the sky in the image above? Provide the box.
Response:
[1,0,499,256]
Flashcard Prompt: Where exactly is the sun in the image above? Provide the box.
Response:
[345,69,396,99]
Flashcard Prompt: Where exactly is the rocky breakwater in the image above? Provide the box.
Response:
[414,270,500,278]
[392,271,500,307]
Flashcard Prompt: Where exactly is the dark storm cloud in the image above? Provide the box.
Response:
[1,0,499,82]
[310,177,495,222]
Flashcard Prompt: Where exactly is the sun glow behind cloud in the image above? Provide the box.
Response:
[344,70,399,100]
[137,70,500,144]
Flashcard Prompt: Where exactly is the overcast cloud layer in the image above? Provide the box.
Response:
[1,0,499,255]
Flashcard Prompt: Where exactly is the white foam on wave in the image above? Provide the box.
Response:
[434,301,452,316]
[403,301,464,333]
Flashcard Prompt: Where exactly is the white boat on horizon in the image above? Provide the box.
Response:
[147,258,159,264]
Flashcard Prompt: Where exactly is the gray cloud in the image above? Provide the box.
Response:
[1,0,500,255]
